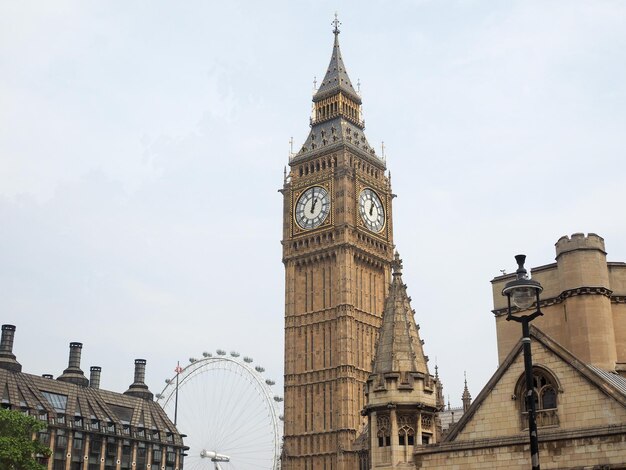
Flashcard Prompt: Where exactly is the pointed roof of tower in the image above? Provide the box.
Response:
[292,16,383,163]
[313,14,360,104]
[462,372,472,412]
[372,252,430,375]
[462,373,471,401]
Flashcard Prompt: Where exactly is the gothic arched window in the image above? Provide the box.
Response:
[376,415,390,447]
[398,415,415,446]
[516,366,560,429]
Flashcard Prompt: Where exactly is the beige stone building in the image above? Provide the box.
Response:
[284,21,626,470]
[409,234,626,468]
[492,232,626,375]
[281,20,395,470]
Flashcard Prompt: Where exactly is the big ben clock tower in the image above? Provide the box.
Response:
[281,18,394,470]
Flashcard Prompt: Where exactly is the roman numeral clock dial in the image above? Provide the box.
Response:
[359,188,385,233]
[295,186,330,230]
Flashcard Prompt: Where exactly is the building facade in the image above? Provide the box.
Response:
[492,232,626,375]
[281,20,394,470]
[0,325,187,470]
[413,234,626,468]
[284,22,626,470]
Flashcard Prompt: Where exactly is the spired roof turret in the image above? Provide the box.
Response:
[292,16,382,165]
[372,253,430,376]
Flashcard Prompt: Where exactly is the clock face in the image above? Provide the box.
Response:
[295,186,330,230]
[359,188,385,233]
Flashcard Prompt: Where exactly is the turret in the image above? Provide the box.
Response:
[365,253,439,468]
[492,232,621,371]
[555,233,616,370]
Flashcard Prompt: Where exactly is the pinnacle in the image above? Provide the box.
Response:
[313,23,360,104]
[371,257,429,376]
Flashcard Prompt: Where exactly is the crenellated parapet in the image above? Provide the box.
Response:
[556,232,606,258]
[492,232,623,373]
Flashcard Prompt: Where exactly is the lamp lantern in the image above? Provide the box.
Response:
[501,253,544,470]
[502,254,543,312]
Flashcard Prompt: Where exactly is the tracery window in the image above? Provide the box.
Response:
[516,367,560,429]
[376,415,391,447]
[398,415,415,446]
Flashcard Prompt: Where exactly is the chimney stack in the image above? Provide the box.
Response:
[57,342,89,387]
[124,359,153,400]
[0,325,22,372]
[89,366,102,389]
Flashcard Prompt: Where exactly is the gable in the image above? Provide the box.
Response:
[449,330,626,442]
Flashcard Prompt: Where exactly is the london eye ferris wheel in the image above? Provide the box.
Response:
[157,350,283,470]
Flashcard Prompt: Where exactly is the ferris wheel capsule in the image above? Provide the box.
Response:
[255,366,265,373]
[216,349,226,356]
[243,356,253,363]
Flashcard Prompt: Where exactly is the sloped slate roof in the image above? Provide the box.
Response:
[371,255,429,376]
[0,368,182,445]
[294,116,379,163]
[313,32,360,104]
[444,326,626,442]
[588,364,626,397]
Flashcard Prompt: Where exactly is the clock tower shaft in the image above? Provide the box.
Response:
[281,23,394,470]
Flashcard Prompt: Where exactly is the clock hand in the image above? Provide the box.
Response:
[369,201,374,216]
[311,190,317,214]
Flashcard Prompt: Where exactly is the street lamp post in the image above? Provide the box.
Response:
[502,254,544,470]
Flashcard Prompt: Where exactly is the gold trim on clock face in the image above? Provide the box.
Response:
[359,188,385,233]
[295,186,330,230]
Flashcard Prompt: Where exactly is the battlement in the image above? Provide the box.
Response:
[555,232,606,258]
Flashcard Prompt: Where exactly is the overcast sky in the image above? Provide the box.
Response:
[2,0,626,417]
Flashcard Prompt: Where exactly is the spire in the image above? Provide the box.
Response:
[371,252,429,375]
[462,372,472,412]
[292,15,382,162]
[435,364,445,409]
[313,14,360,104]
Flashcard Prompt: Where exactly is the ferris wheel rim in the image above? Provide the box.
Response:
[156,354,282,470]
